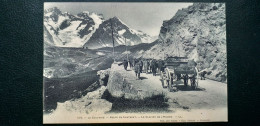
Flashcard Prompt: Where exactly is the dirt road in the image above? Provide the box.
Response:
[121,65,227,112]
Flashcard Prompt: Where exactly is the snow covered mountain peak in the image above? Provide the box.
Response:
[83,16,154,49]
[44,7,153,48]
[44,7,104,47]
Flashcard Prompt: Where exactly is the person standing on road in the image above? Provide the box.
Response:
[151,59,157,76]
[133,58,136,67]
[200,71,207,80]
[139,59,143,73]
[143,59,148,73]
[134,60,141,79]
[128,59,133,69]
[123,59,128,70]
[149,59,153,73]
[147,59,150,73]
[158,59,165,74]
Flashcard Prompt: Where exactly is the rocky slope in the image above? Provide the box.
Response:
[140,3,226,82]
[84,17,153,49]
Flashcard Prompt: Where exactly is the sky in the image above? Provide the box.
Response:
[44,2,193,36]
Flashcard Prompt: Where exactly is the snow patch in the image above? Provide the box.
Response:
[83,13,104,43]
[118,29,126,35]
[96,52,105,56]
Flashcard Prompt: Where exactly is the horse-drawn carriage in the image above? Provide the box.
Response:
[160,56,198,91]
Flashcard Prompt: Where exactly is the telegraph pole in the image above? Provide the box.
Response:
[110,19,115,62]
[125,37,128,61]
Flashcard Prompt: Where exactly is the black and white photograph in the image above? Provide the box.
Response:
[43,2,227,123]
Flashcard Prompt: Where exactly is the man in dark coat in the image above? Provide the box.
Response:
[199,71,207,80]
[123,59,128,70]
[128,59,133,68]
[133,59,136,67]
[139,59,143,73]
[143,59,148,73]
[149,59,153,73]
[134,61,141,79]
[158,60,165,74]
[147,59,150,73]
[151,59,157,76]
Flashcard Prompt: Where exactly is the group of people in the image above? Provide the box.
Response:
[122,58,166,79]
[121,58,206,81]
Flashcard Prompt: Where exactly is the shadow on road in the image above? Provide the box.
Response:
[102,89,172,113]
[176,85,206,91]
[139,77,148,80]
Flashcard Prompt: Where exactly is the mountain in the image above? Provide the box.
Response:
[44,7,153,48]
[139,3,227,82]
[83,17,153,49]
[44,7,104,47]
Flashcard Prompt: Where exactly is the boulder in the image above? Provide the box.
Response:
[97,69,110,86]
[84,86,106,100]
[106,63,139,99]
[107,70,126,98]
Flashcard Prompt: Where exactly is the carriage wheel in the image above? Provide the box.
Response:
[160,71,164,80]
[168,74,172,91]
[161,78,164,87]
[168,73,176,92]
[184,74,188,87]
[161,79,168,88]
[168,81,172,92]
[194,76,198,89]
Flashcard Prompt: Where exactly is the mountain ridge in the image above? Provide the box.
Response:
[83,16,153,49]
[44,7,154,48]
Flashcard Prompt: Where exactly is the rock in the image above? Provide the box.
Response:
[97,69,110,86]
[85,99,112,114]
[54,86,111,114]
[107,63,139,99]
[82,81,100,94]
[84,86,107,100]
[107,70,126,97]
[97,69,110,79]
[107,63,124,97]
[55,99,92,114]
